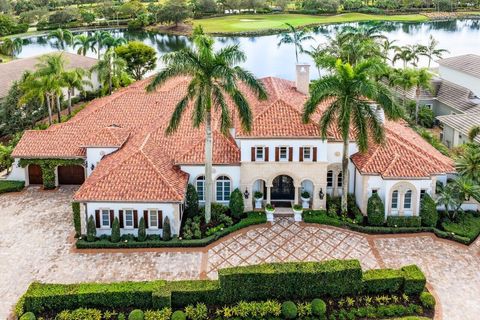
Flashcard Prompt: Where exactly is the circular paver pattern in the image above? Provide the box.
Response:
[0,187,479,319]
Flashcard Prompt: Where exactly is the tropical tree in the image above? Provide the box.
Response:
[115,41,157,80]
[0,37,23,56]
[437,177,480,219]
[91,48,132,95]
[89,30,111,60]
[278,23,313,63]
[467,125,480,143]
[455,145,480,184]
[146,27,267,223]
[19,72,55,125]
[302,59,402,213]
[388,67,416,108]
[73,34,93,56]
[47,28,73,49]
[62,68,92,116]
[411,68,432,124]
[103,35,127,51]
[420,35,449,68]
[380,39,398,62]
[393,44,423,69]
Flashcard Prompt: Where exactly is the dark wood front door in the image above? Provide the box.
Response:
[28,164,43,185]
[58,165,85,185]
[271,175,295,200]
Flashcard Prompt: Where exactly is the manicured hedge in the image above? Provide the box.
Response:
[0,180,24,194]
[386,216,422,228]
[401,265,426,295]
[362,269,404,294]
[167,281,222,308]
[72,202,81,237]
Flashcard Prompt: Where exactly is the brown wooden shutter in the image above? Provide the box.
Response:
[143,210,149,228]
[313,147,317,162]
[265,147,269,161]
[158,211,163,229]
[133,210,138,228]
[288,147,293,161]
[299,147,304,162]
[109,210,114,228]
[251,147,255,162]
[275,147,279,161]
[95,210,100,228]
[119,210,124,228]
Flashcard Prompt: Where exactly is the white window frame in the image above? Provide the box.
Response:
[100,209,110,228]
[391,190,399,215]
[149,209,159,229]
[327,170,334,188]
[196,176,205,202]
[337,172,343,188]
[216,176,231,202]
[424,103,433,110]
[279,146,288,161]
[404,190,412,210]
[303,146,312,161]
[255,146,265,161]
[123,209,134,229]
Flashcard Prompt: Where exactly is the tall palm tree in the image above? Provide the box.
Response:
[146,27,267,223]
[421,35,449,68]
[380,39,399,62]
[388,68,416,110]
[393,44,423,69]
[89,30,111,60]
[103,35,127,51]
[73,34,93,56]
[303,59,402,213]
[0,38,23,57]
[91,48,131,95]
[277,23,313,63]
[48,28,74,50]
[19,72,56,125]
[411,68,432,124]
[62,68,92,116]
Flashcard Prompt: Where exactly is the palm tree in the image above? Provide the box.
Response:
[62,68,92,116]
[0,38,23,57]
[421,35,449,68]
[455,145,480,183]
[89,30,111,60]
[467,125,480,143]
[91,48,131,95]
[393,45,423,69]
[277,23,313,63]
[102,35,127,51]
[411,68,432,124]
[146,27,267,223]
[380,39,398,62]
[388,68,416,109]
[437,177,480,219]
[19,73,55,125]
[73,35,93,56]
[48,28,74,50]
[302,59,402,213]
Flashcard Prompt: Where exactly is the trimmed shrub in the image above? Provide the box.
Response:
[185,184,199,218]
[72,202,81,237]
[144,309,172,320]
[111,217,120,243]
[56,308,101,320]
[311,298,326,317]
[367,193,385,226]
[386,216,422,228]
[184,303,207,320]
[168,280,221,308]
[138,217,146,242]
[128,309,144,320]
[420,194,438,227]
[402,265,426,295]
[363,269,404,294]
[86,215,96,242]
[281,301,297,319]
[0,180,24,194]
[171,310,186,320]
[162,216,171,241]
[420,292,436,309]
[229,188,244,219]
[19,312,36,320]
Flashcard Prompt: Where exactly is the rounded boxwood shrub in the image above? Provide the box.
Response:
[128,309,144,320]
[171,310,186,320]
[367,193,385,226]
[420,194,438,227]
[281,301,297,319]
[20,312,36,320]
[311,298,326,317]
[420,291,436,309]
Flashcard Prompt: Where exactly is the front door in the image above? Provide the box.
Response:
[28,164,43,185]
[271,175,295,201]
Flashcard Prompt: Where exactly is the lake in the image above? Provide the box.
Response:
[16,19,480,80]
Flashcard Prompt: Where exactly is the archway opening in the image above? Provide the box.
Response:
[271,175,294,206]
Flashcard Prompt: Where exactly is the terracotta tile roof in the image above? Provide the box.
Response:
[351,120,455,178]
[82,125,130,148]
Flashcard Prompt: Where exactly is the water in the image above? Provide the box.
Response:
[16,19,480,80]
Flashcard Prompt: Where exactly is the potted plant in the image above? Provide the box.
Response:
[265,203,275,221]
[293,204,303,222]
[254,191,263,209]
[301,191,310,209]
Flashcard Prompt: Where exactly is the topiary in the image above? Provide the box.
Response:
[137,217,146,242]
[171,310,186,320]
[281,301,297,319]
[111,217,120,243]
[118,313,126,320]
[86,215,96,242]
[367,193,385,226]
[19,312,36,320]
[185,184,199,218]
[229,188,244,219]
[311,298,326,317]
[128,309,144,320]
[162,216,172,241]
[420,194,438,227]
[420,292,436,309]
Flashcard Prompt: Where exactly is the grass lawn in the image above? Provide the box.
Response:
[193,13,429,34]
[442,212,480,239]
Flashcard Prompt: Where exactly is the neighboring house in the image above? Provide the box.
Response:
[436,113,480,146]
[0,52,99,101]
[7,66,455,237]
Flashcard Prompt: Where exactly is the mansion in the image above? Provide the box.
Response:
[7,65,455,236]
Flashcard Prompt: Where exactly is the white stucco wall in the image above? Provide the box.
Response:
[439,65,480,97]
[327,142,359,194]
[86,147,118,176]
[239,139,328,162]
[6,159,26,182]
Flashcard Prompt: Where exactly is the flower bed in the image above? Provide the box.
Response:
[16,260,433,320]
[0,180,24,194]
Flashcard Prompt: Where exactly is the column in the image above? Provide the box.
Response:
[266,185,272,204]
[294,185,300,205]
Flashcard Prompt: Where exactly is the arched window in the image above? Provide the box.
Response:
[327,170,333,187]
[216,176,231,201]
[196,176,205,201]
[337,172,343,187]
[391,190,399,209]
[404,190,412,209]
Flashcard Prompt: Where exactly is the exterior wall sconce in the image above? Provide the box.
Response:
[244,188,250,199]
[319,188,324,200]
[90,164,95,171]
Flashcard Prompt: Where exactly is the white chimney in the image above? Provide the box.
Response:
[296,63,310,95]
[372,104,385,124]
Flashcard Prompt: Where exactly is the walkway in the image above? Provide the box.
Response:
[0,187,479,319]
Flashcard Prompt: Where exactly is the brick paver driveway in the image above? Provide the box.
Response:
[1,187,479,319]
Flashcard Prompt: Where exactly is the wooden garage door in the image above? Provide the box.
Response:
[28,164,43,185]
[58,165,85,185]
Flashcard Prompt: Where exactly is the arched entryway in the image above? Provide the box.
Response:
[28,164,43,185]
[271,175,294,207]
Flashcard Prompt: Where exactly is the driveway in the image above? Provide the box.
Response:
[1,187,479,319]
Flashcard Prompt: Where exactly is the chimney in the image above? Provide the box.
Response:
[296,63,310,95]
[372,104,385,124]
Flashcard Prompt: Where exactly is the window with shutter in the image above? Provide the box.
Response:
[101,209,110,228]
[149,210,159,228]
[279,146,288,160]
[124,209,134,229]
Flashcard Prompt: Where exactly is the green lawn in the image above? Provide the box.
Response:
[442,213,480,240]
[193,13,429,34]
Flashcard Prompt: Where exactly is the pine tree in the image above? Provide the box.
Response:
[163,216,172,241]
[111,217,120,242]
[86,215,96,242]
[137,217,146,242]
[185,184,199,218]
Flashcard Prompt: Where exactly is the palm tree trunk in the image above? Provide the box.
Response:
[56,95,62,123]
[45,94,52,126]
[67,89,73,116]
[341,139,349,214]
[204,109,213,224]
[415,86,420,124]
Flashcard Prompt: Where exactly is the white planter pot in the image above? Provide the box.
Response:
[266,211,274,222]
[301,197,310,209]
[254,198,263,209]
[293,209,303,222]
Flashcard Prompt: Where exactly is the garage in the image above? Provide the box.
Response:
[58,165,85,185]
[28,164,43,185]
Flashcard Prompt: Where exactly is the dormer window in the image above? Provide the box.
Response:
[279,147,288,160]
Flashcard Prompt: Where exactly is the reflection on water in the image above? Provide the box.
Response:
[16,19,480,80]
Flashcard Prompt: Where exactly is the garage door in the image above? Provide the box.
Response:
[58,165,85,185]
[28,164,43,185]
